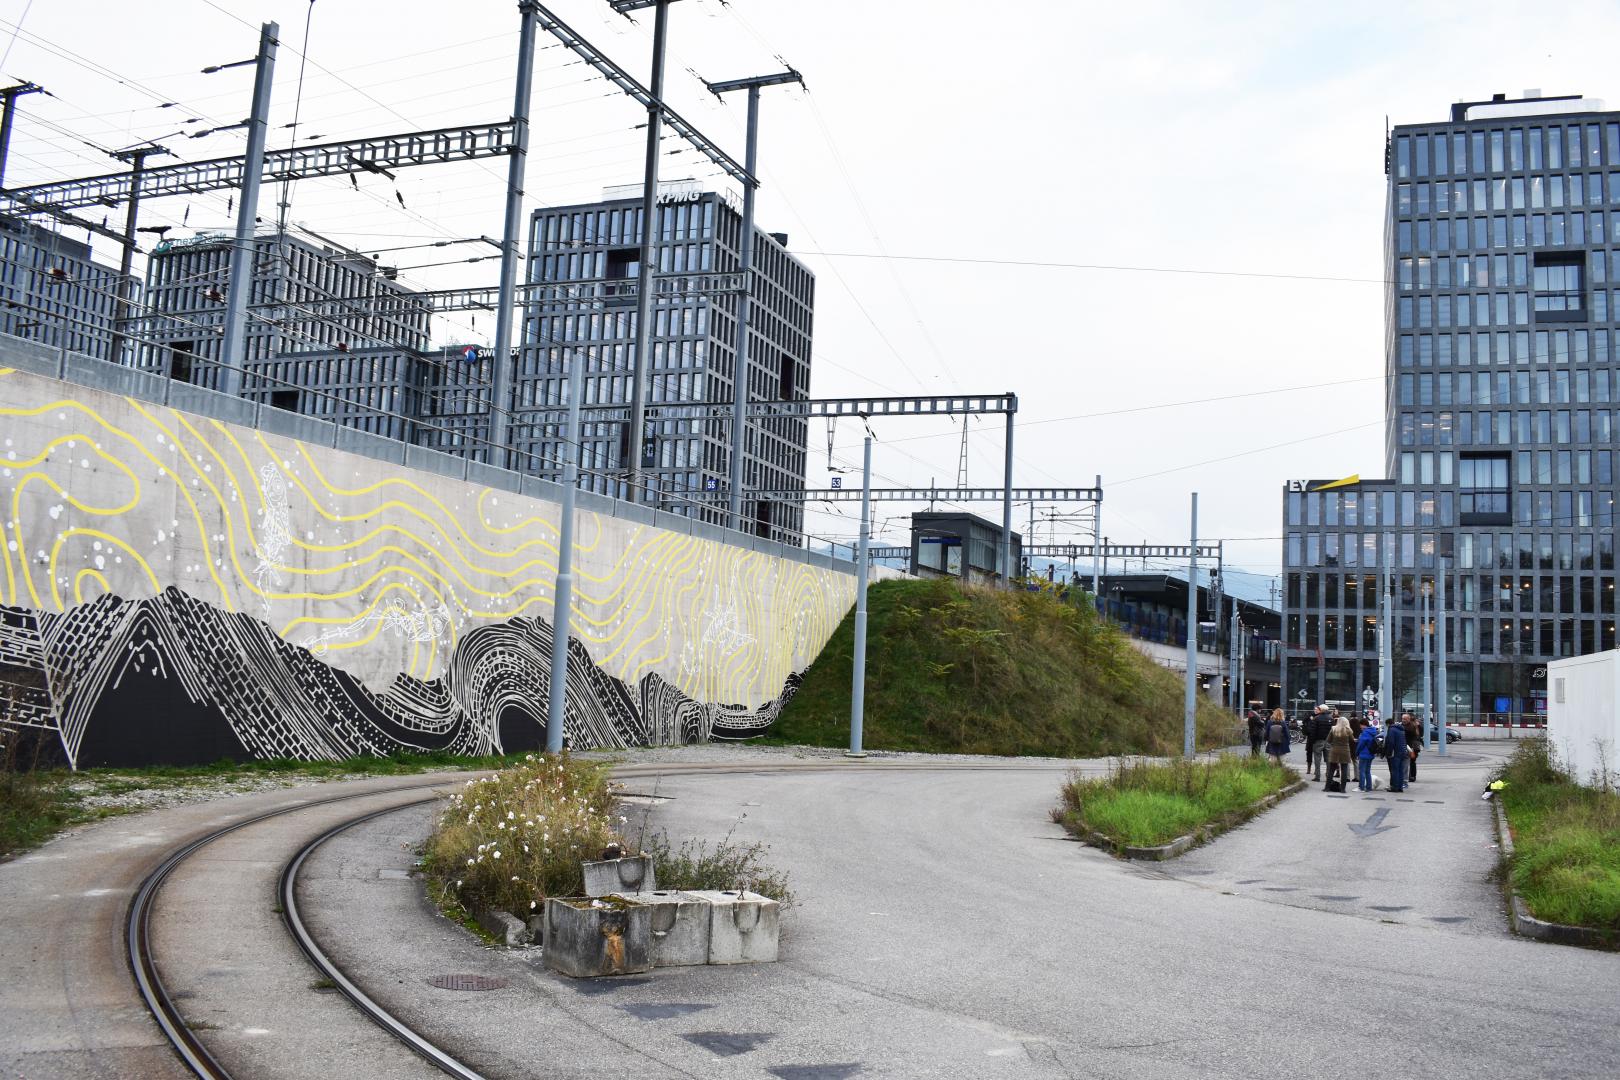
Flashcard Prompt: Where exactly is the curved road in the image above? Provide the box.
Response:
[2,747,1617,1078]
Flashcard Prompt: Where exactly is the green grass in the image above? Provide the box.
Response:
[765,578,1238,758]
[1496,739,1620,936]
[1056,754,1293,848]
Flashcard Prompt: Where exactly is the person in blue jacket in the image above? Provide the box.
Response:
[1354,718,1379,791]
[1385,712,1411,792]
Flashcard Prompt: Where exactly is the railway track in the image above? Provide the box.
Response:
[128,755,1083,1078]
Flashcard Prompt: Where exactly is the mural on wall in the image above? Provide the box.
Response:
[0,367,852,766]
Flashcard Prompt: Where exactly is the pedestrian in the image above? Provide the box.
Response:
[1265,707,1290,768]
[1386,712,1411,792]
[1246,708,1266,757]
[1354,718,1379,791]
[1305,704,1332,782]
[1326,714,1355,790]
[1404,713,1423,783]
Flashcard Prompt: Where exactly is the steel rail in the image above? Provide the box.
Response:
[125,778,470,1080]
[278,797,484,1080]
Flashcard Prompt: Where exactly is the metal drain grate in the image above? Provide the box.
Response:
[429,973,508,992]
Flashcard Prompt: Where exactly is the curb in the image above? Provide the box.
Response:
[1490,796,1617,950]
[1077,777,1308,861]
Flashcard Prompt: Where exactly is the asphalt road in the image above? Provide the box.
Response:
[304,748,1620,1079]
[4,747,1618,1079]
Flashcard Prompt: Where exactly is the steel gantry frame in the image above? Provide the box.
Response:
[521,391,1026,578]
[0,122,521,214]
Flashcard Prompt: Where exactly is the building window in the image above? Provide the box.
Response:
[1459,453,1510,523]
[1533,256,1584,317]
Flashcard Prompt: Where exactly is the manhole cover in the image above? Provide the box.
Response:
[430,974,508,992]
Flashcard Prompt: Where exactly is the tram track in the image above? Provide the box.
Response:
[129,755,1086,1079]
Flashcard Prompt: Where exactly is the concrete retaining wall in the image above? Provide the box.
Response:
[0,358,886,765]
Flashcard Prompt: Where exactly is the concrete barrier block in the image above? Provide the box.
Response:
[686,890,780,964]
[542,896,652,978]
[476,908,530,947]
[582,854,655,896]
[612,890,711,967]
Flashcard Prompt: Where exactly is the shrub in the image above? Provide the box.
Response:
[421,754,626,920]
[1497,738,1620,933]
[1058,754,1291,849]
[644,827,794,907]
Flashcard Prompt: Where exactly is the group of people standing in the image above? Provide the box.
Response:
[1246,705,1423,793]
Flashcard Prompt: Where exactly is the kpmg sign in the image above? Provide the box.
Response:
[602,179,706,206]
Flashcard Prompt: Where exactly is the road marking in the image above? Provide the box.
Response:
[1349,807,1397,837]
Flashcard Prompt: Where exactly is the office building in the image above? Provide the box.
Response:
[0,214,123,361]
[513,180,816,545]
[1282,92,1620,723]
[139,230,431,401]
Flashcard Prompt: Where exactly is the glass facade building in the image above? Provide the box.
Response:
[1283,94,1620,723]
[514,184,815,545]
[0,214,123,361]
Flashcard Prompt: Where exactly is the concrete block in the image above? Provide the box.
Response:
[612,890,710,968]
[476,908,530,947]
[582,854,655,896]
[686,890,780,964]
[542,896,652,978]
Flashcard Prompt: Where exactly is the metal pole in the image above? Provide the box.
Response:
[0,83,44,189]
[848,434,872,757]
[1435,555,1449,756]
[1230,599,1241,715]
[726,86,761,533]
[107,146,166,367]
[1420,579,1432,734]
[1379,536,1392,724]
[488,0,540,471]
[218,22,278,399]
[1184,492,1198,758]
[1001,398,1015,584]
[625,0,671,503]
[545,344,586,754]
[1091,474,1101,602]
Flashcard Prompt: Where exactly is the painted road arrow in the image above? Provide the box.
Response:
[1348,807,1397,838]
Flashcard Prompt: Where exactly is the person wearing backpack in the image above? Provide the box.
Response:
[1264,707,1291,767]
[1354,718,1379,791]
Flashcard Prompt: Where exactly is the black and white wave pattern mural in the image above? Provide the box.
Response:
[0,589,802,768]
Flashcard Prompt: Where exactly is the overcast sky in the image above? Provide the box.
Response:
[6,0,1620,597]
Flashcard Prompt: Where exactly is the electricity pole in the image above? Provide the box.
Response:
[218,22,278,399]
[0,82,45,189]
[1091,474,1102,603]
[848,434,873,757]
[621,0,677,504]
[545,343,587,753]
[1184,492,1198,758]
[1378,534,1393,724]
[489,0,540,470]
[106,143,170,367]
[703,67,804,534]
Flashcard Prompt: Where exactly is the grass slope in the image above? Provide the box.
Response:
[768,578,1236,757]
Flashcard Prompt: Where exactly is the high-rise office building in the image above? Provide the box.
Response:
[513,181,816,545]
[1282,93,1620,723]
[0,214,123,361]
[140,230,431,402]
